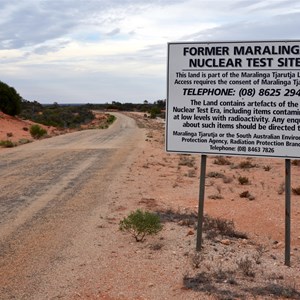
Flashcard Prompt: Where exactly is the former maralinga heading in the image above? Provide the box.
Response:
[183,44,300,68]
[183,44,300,56]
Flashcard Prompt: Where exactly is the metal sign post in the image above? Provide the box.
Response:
[196,155,207,251]
[285,159,291,267]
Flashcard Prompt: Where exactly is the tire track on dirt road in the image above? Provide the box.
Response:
[0,151,107,241]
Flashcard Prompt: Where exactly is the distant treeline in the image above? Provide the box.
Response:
[19,99,166,128]
[85,100,166,115]
[0,80,166,128]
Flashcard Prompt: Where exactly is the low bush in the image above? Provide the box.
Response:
[292,160,300,166]
[30,124,47,139]
[207,171,224,178]
[238,160,256,169]
[179,154,195,167]
[119,209,163,242]
[208,194,223,200]
[107,114,116,124]
[203,215,247,240]
[238,176,250,185]
[240,190,252,199]
[0,140,15,148]
[292,186,300,195]
[20,103,94,128]
[237,256,255,277]
[18,139,31,145]
[213,156,231,165]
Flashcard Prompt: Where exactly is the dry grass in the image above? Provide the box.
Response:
[238,176,250,185]
[292,186,300,195]
[213,156,231,165]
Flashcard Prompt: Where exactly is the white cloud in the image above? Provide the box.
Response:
[0,0,300,103]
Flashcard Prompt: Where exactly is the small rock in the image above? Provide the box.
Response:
[272,242,283,249]
[186,230,194,236]
[178,220,184,226]
[240,191,250,198]
[241,239,248,245]
[148,283,154,287]
[220,239,231,245]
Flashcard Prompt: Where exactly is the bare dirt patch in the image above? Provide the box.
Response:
[94,112,300,300]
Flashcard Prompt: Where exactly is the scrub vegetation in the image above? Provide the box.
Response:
[0,80,166,130]
[20,101,95,128]
[0,81,22,116]
[29,124,47,139]
[119,209,163,242]
[19,99,166,128]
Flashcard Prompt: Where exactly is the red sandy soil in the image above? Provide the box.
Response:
[0,111,110,145]
[1,111,300,299]
[0,111,51,143]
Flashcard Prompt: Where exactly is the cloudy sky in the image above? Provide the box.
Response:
[1,0,300,104]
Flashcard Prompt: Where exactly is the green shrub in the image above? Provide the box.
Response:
[0,81,22,116]
[98,114,116,129]
[0,140,15,148]
[149,106,161,119]
[20,103,94,128]
[107,114,116,124]
[30,124,47,139]
[18,139,31,145]
[119,209,163,242]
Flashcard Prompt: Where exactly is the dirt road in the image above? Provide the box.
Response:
[0,113,145,299]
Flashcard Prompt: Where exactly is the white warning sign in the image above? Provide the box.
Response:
[166,40,300,158]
